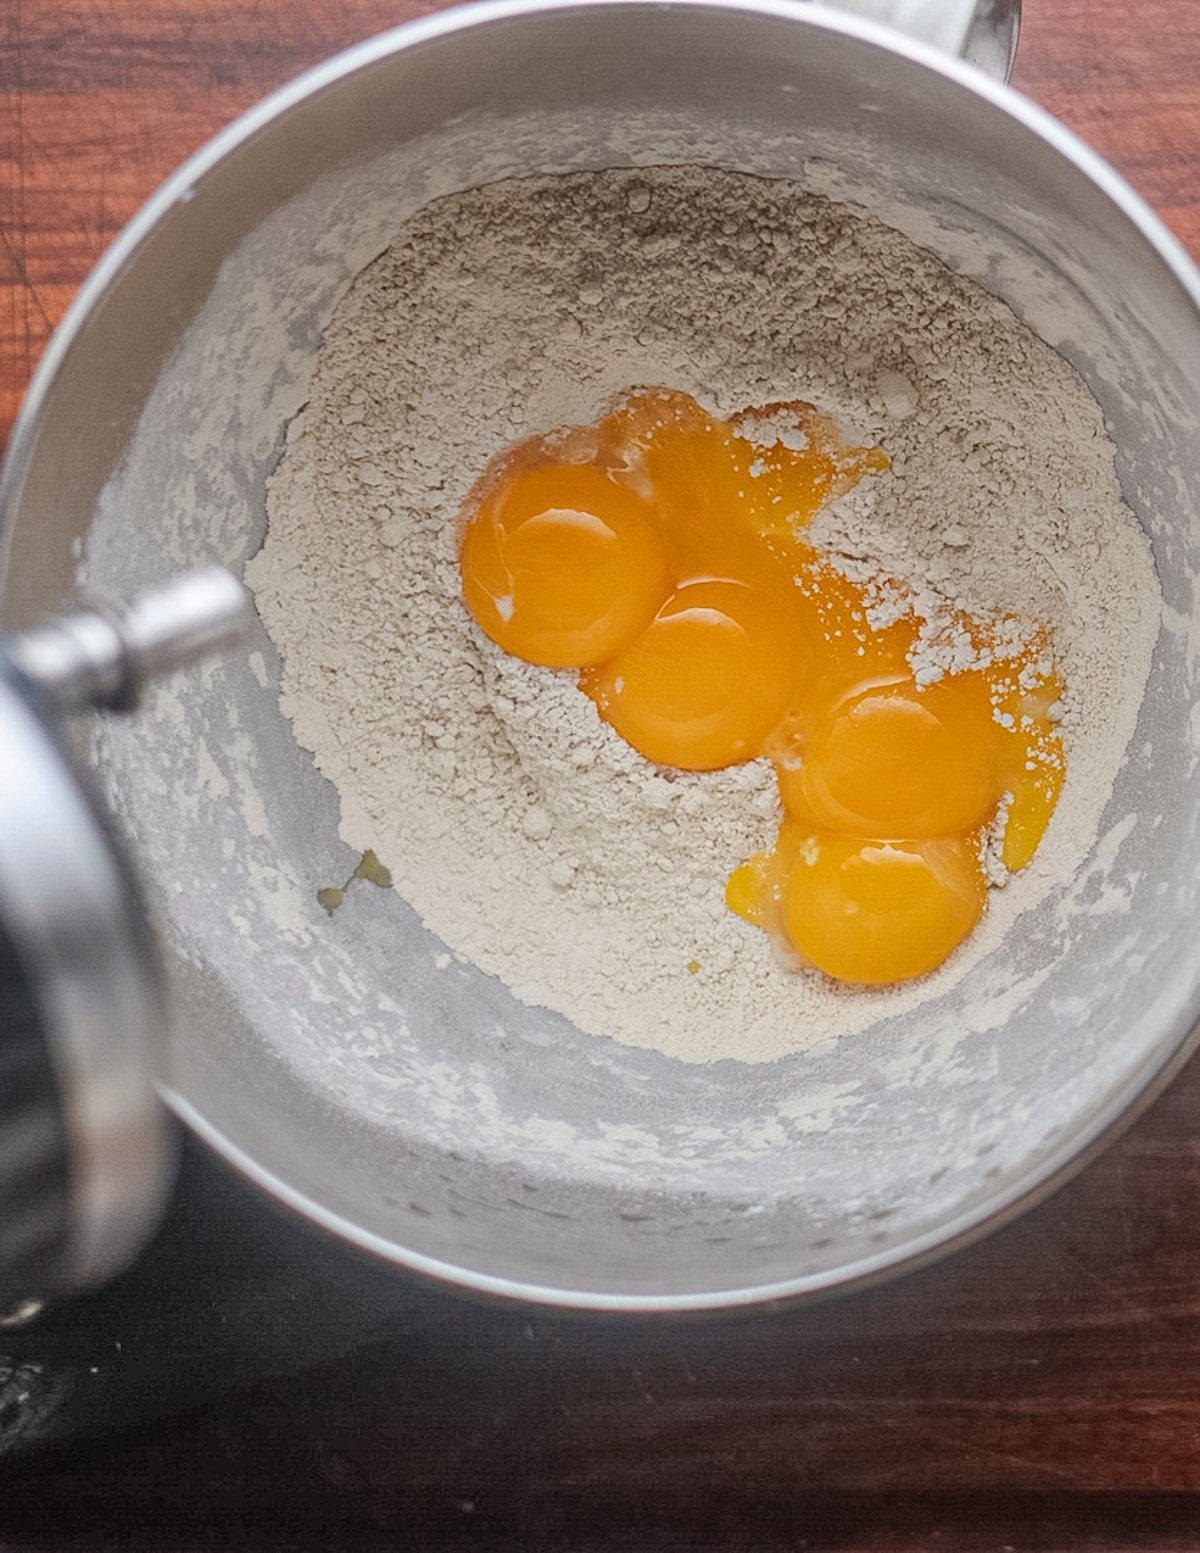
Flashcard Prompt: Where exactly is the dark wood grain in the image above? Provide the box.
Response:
[4,1,1200,1547]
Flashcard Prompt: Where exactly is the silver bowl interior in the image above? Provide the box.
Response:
[2,1,1199,1307]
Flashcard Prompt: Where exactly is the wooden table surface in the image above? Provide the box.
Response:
[5,1,1200,1548]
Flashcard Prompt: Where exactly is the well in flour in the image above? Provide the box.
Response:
[246,165,1161,1065]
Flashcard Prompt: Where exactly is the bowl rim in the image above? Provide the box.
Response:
[6,0,1200,1312]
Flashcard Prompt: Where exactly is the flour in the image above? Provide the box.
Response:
[246,166,1161,1065]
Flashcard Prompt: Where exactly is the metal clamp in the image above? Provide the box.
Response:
[2,568,250,718]
[818,0,1020,80]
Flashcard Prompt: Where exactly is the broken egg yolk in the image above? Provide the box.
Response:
[459,387,1065,987]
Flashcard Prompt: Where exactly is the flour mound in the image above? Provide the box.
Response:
[246,166,1160,1064]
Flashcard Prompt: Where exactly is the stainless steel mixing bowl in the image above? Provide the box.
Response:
[2,0,1199,1310]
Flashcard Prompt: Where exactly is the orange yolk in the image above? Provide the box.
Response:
[461,463,670,668]
[789,833,987,986]
[777,675,1000,838]
[458,387,1065,987]
[581,579,804,770]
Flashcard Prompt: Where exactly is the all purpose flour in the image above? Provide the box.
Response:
[246,166,1161,1064]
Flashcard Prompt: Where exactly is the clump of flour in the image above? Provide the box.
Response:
[246,166,1161,1064]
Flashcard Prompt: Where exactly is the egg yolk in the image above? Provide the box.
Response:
[777,675,999,837]
[581,579,804,770]
[784,832,987,986]
[457,387,1066,988]
[461,462,670,667]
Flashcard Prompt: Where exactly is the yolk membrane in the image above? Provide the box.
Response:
[582,579,805,771]
[460,462,670,668]
[785,832,988,988]
[778,675,1000,838]
[459,387,1065,987]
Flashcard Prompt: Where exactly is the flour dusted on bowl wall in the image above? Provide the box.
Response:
[245,166,1161,1065]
